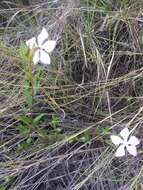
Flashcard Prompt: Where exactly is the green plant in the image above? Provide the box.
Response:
[18,43,28,62]
[96,126,110,136]
[15,114,44,136]
[50,114,60,129]
[17,137,33,151]
[80,131,90,143]
[0,187,6,190]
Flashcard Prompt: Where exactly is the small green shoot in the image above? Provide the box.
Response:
[96,126,110,135]
[23,78,33,107]
[50,114,60,129]
[80,131,90,143]
[15,114,44,137]
[18,43,28,62]
[17,137,33,151]
[17,125,30,136]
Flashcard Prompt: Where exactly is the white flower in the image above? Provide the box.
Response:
[26,27,56,65]
[110,128,140,157]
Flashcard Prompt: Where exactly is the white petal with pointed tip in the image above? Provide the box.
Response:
[42,40,56,53]
[33,50,40,65]
[26,37,37,49]
[110,135,123,145]
[120,128,130,141]
[40,50,50,64]
[128,136,140,146]
[115,145,125,157]
[37,27,49,46]
[126,145,137,156]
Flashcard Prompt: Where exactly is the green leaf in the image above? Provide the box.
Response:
[26,137,33,145]
[54,127,62,133]
[17,142,28,150]
[96,126,109,135]
[80,131,90,143]
[33,114,44,125]
[15,115,32,125]
[96,126,102,135]
[50,114,59,129]
[18,43,27,61]
[17,125,29,136]
[33,70,41,96]
[69,136,78,143]
[103,127,110,135]
[23,79,32,106]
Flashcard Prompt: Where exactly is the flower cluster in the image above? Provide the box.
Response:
[26,27,56,65]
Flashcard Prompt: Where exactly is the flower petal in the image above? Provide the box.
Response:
[128,136,140,146]
[126,145,137,156]
[37,27,48,46]
[40,50,50,64]
[115,145,125,157]
[110,135,123,145]
[42,40,56,53]
[33,50,40,65]
[120,128,130,141]
[26,37,37,49]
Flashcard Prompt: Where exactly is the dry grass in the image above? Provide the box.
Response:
[0,0,143,189]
